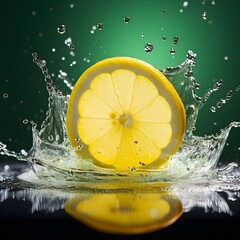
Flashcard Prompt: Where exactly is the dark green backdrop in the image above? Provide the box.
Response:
[1,0,239,163]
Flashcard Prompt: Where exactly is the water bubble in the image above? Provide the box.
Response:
[211,106,216,112]
[48,135,54,141]
[58,70,68,79]
[57,25,66,34]
[124,16,130,23]
[180,9,184,13]
[162,36,167,41]
[173,36,179,45]
[90,30,94,34]
[224,56,229,61]
[92,25,97,31]
[183,1,188,8]
[20,149,28,156]
[52,48,56,52]
[202,12,207,20]
[4,165,10,171]
[3,93,8,99]
[97,23,103,30]
[32,11,36,16]
[170,48,176,55]
[23,119,29,124]
[61,57,65,61]
[211,0,216,5]
[144,43,154,53]
[141,32,144,37]
[70,51,75,57]
[70,3,74,8]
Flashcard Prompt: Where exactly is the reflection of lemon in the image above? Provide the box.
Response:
[66,57,186,170]
[65,193,183,235]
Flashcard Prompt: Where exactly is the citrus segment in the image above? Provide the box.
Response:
[66,57,186,170]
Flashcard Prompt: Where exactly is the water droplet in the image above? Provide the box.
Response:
[170,48,176,54]
[58,70,68,79]
[3,93,8,99]
[162,36,167,41]
[57,25,66,34]
[211,106,216,112]
[97,23,103,30]
[61,57,65,61]
[180,9,184,13]
[224,56,229,61]
[141,32,144,37]
[48,135,54,141]
[23,119,28,124]
[92,25,97,31]
[52,48,56,52]
[124,16,130,23]
[183,1,188,8]
[32,11,36,16]
[70,51,75,57]
[70,3,74,8]
[144,43,154,53]
[202,12,207,20]
[20,149,28,156]
[211,0,215,5]
[173,36,179,45]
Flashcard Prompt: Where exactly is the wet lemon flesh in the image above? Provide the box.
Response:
[66,57,186,170]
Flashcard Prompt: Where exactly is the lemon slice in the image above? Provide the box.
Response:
[66,57,186,170]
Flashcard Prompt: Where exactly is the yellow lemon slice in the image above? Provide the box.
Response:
[66,57,186,170]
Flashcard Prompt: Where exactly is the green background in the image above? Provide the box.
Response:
[1,0,239,163]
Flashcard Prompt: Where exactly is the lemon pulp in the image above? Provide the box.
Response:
[66,57,186,170]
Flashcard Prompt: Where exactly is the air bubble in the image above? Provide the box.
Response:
[23,119,29,124]
[141,32,144,37]
[32,11,36,16]
[57,25,66,34]
[144,43,154,52]
[52,48,56,52]
[48,135,54,141]
[211,106,216,112]
[173,36,179,45]
[20,149,28,156]
[224,56,229,61]
[3,93,8,99]
[70,3,74,8]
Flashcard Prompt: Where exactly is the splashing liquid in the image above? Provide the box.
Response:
[0,51,239,183]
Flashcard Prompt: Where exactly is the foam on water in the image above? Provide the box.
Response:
[0,51,239,184]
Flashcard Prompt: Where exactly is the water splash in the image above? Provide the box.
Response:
[0,51,239,184]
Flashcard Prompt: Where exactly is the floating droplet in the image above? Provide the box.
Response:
[170,48,176,54]
[20,149,28,156]
[124,16,130,23]
[144,43,154,53]
[183,1,188,8]
[3,93,8,99]
[97,23,103,30]
[202,12,207,20]
[57,25,66,34]
[173,36,179,45]
[211,106,216,112]
[23,119,29,124]
[162,36,167,41]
